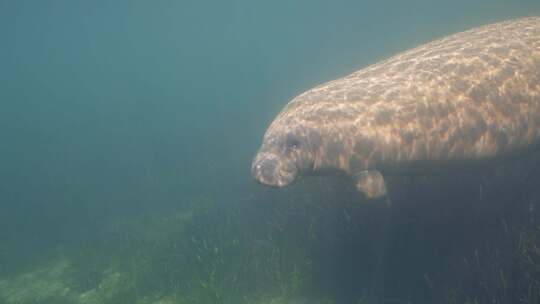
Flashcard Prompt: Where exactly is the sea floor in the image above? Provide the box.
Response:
[0,256,324,304]
[0,195,334,304]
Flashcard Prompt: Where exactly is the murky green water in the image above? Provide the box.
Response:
[1,1,540,303]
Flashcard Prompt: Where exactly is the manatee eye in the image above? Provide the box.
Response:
[285,135,301,152]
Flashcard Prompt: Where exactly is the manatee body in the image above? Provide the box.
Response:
[252,17,540,199]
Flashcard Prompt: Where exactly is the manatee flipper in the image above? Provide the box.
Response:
[354,170,387,199]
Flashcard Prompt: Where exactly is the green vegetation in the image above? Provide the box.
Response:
[0,194,322,304]
[2,178,540,304]
[517,223,540,302]
[438,205,540,303]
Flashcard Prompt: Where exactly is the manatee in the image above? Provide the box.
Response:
[252,17,540,199]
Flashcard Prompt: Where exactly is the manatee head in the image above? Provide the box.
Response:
[251,119,321,187]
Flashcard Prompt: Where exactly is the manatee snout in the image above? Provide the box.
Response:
[251,152,298,187]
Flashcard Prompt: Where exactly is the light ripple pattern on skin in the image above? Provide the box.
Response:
[252,17,540,199]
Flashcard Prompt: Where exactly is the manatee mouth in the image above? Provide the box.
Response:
[251,152,298,187]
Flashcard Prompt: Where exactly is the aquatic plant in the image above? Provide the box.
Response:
[436,195,540,304]
[0,184,357,304]
[0,258,75,303]
[516,223,540,303]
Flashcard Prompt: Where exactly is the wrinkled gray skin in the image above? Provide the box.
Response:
[252,17,540,199]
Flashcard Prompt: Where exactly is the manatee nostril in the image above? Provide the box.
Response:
[260,159,276,177]
[252,157,277,185]
[252,152,298,187]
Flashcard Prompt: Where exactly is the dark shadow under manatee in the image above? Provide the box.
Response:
[279,152,540,303]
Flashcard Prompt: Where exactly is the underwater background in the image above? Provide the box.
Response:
[2,1,540,303]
